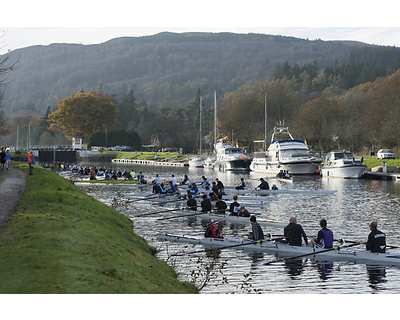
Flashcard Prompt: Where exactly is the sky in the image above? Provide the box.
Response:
[1,1,400,54]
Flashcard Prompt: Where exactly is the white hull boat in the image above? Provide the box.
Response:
[214,138,251,171]
[203,156,216,169]
[188,156,204,168]
[157,234,400,266]
[251,124,322,175]
[320,151,366,178]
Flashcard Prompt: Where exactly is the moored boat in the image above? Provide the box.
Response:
[157,234,400,266]
[213,138,251,171]
[320,151,366,178]
[188,156,204,168]
[251,123,322,175]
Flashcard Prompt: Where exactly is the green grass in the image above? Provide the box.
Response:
[360,155,400,171]
[0,164,197,294]
[115,151,189,162]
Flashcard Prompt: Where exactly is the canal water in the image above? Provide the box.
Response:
[75,163,400,296]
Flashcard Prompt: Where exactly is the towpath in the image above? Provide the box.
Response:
[0,165,26,231]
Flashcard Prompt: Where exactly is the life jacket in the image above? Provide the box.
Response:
[27,153,33,163]
[319,228,334,248]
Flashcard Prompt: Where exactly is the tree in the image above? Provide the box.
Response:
[48,92,119,142]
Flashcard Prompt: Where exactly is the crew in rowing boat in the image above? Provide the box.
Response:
[283,217,309,246]
[238,206,250,217]
[215,178,225,195]
[214,193,227,214]
[211,181,219,196]
[204,185,216,200]
[229,195,240,215]
[201,194,212,212]
[249,216,265,241]
[190,183,199,194]
[366,221,386,253]
[205,220,222,238]
[154,174,161,185]
[202,176,211,188]
[186,193,197,211]
[171,174,177,187]
[152,180,161,194]
[181,174,190,185]
[236,178,246,190]
[271,184,278,190]
[310,219,333,248]
[257,178,270,190]
[137,172,146,184]
[160,183,167,197]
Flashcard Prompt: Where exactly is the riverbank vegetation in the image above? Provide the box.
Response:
[0,163,197,293]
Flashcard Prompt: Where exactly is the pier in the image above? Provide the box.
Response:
[112,159,188,167]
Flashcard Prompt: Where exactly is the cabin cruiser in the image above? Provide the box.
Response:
[213,138,251,171]
[250,125,322,175]
[320,150,366,178]
[203,156,216,169]
[188,156,204,168]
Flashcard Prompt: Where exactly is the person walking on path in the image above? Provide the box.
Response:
[27,150,35,175]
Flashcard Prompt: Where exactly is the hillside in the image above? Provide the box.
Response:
[2,32,379,116]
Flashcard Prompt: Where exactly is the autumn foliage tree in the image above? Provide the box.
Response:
[48,92,119,141]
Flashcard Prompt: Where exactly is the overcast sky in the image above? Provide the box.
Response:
[1,1,400,54]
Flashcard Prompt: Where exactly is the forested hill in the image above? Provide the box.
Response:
[3,31,400,116]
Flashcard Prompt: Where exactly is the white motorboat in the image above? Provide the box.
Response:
[203,156,216,169]
[320,151,366,178]
[157,234,400,266]
[188,156,204,168]
[213,138,251,171]
[251,124,322,175]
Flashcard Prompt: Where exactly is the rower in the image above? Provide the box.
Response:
[159,183,167,198]
[310,218,333,248]
[236,177,246,190]
[152,180,161,194]
[257,178,270,190]
[201,194,212,212]
[366,221,386,253]
[229,195,240,215]
[249,216,264,241]
[215,178,225,194]
[214,193,227,215]
[186,193,197,211]
[283,217,308,246]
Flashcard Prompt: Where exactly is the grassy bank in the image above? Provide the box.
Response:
[0,164,197,294]
[360,155,400,171]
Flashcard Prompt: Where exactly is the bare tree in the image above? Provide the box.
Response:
[0,30,19,135]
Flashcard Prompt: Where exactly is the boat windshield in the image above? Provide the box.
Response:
[334,152,353,160]
[225,148,242,154]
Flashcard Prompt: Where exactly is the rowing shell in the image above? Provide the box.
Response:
[224,188,336,195]
[157,234,400,266]
[164,211,286,228]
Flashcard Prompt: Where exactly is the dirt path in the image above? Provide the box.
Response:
[0,165,27,230]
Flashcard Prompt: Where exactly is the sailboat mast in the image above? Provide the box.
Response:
[265,93,268,151]
[214,90,217,151]
[199,96,202,155]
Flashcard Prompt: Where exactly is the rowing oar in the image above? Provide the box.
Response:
[252,242,363,267]
[171,238,283,256]
[335,238,400,250]
[125,194,161,203]
[157,209,218,220]
[137,206,198,217]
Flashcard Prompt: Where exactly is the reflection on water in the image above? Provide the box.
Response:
[76,162,400,294]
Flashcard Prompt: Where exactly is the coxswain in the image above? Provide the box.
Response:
[366,221,386,253]
[205,220,222,238]
[238,206,250,217]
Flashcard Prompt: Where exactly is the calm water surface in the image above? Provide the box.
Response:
[76,163,400,294]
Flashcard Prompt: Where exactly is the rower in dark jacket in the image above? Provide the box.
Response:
[249,216,264,241]
[366,221,386,253]
[257,178,270,190]
[284,217,308,246]
[313,218,333,248]
[201,194,212,212]
[205,220,222,238]
[186,193,197,211]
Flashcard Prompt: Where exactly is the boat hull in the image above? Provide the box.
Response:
[214,159,251,171]
[251,159,321,175]
[320,165,366,178]
[157,234,400,266]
